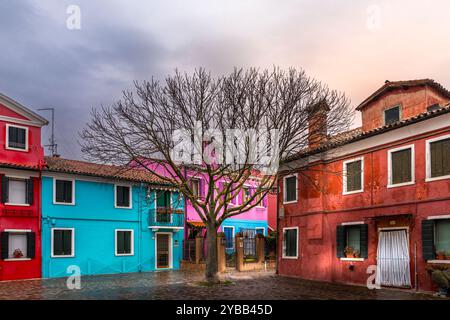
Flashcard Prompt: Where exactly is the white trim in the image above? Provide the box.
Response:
[283,174,298,204]
[425,133,450,182]
[114,229,135,256]
[427,260,450,264]
[53,178,76,205]
[155,232,173,269]
[51,228,75,258]
[149,226,184,230]
[428,214,450,220]
[5,203,30,207]
[342,156,364,195]
[5,123,29,152]
[114,184,132,209]
[223,225,235,238]
[282,227,299,259]
[387,144,415,188]
[341,221,365,226]
[340,258,365,262]
[255,227,266,236]
[4,229,31,233]
[4,258,32,262]
[4,176,30,207]
[0,93,48,126]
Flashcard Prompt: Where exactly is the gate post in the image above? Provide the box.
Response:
[195,235,202,264]
[256,234,265,264]
[217,233,226,273]
[235,233,244,271]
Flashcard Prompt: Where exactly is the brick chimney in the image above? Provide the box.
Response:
[308,101,330,150]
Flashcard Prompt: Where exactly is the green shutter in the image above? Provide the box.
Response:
[1,176,9,204]
[346,161,362,192]
[360,224,368,258]
[27,232,36,259]
[336,226,345,258]
[422,220,435,261]
[117,231,125,254]
[1,232,9,259]
[26,178,34,205]
[392,149,411,184]
[431,138,450,178]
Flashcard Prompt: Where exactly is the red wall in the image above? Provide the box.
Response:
[278,128,450,292]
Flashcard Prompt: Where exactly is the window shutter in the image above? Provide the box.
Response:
[443,139,450,176]
[1,176,9,204]
[27,232,36,259]
[26,178,34,205]
[360,224,369,258]
[422,220,435,260]
[63,230,72,256]
[117,231,125,254]
[199,179,205,198]
[336,226,345,258]
[125,232,131,253]
[1,232,9,259]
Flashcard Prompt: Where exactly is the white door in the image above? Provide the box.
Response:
[375,230,411,288]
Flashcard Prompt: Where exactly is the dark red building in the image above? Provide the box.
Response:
[0,93,48,281]
[278,79,450,292]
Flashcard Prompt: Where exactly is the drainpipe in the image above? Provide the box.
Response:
[275,177,279,275]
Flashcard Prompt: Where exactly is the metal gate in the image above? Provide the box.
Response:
[225,238,236,267]
[243,237,257,263]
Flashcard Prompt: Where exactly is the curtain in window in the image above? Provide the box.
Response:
[376,230,411,287]
[8,179,27,204]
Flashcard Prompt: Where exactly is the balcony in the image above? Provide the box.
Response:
[148,208,185,230]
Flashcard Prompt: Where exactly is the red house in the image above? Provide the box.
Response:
[278,79,450,292]
[0,93,48,281]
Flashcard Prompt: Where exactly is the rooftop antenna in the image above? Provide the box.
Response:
[37,108,59,157]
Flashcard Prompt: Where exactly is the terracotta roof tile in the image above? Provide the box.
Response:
[44,156,171,185]
[356,79,450,111]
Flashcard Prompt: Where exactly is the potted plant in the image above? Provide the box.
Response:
[436,251,446,260]
[353,250,361,258]
[447,251,450,261]
[13,249,23,259]
[344,246,354,258]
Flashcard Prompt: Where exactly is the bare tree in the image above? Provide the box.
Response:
[80,67,352,283]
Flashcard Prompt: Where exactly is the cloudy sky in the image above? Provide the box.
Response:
[2,0,450,159]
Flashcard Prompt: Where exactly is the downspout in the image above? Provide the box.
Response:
[138,183,143,272]
[275,176,279,275]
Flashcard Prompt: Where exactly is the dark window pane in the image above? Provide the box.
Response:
[56,180,72,203]
[116,231,132,254]
[53,229,72,256]
[284,229,297,257]
[285,176,297,202]
[391,149,412,184]
[346,226,361,252]
[346,160,362,192]
[384,106,400,125]
[116,186,130,207]
[430,138,450,178]
[8,126,26,149]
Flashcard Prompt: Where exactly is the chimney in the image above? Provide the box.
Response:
[308,101,330,150]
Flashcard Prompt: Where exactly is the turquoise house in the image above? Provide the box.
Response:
[41,156,184,278]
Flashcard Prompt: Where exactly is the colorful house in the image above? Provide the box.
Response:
[41,156,184,278]
[278,79,450,292]
[0,92,48,281]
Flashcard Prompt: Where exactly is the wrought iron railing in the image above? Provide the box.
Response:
[148,208,184,228]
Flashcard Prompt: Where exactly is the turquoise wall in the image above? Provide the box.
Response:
[41,176,184,278]
[220,218,268,236]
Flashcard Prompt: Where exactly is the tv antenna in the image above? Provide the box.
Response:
[37,108,59,157]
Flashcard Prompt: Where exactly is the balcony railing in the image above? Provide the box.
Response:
[148,208,185,229]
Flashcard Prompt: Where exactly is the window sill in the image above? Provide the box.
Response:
[342,189,364,196]
[283,200,298,205]
[387,181,415,189]
[340,258,365,262]
[51,255,75,258]
[282,256,298,260]
[5,146,28,152]
[426,175,450,182]
[427,260,450,264]
[114,206,132,210]
[4,258,31,262]
[53,202,75,206]
[115,253,134,257]
[5,203,30,207]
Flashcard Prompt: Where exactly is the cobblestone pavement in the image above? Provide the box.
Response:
[0,270,445,300]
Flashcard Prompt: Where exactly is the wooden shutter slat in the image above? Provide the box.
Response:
[422,220,435,260]
[1,176,9,204]
[1,232,9,259]
[27,232,36,259]
[336,226,345,258]
[360,224,369,258]
[26,178,34,205]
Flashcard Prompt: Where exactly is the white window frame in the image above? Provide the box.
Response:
[383,105,402,125]
[282,227,299,259]
[387,144,415,188]
[5,176,30,207]
[342,157,364,195]
[255,227,265,236]
[5,124,29,152]
[51,228,75,258]
[283,174,298,204]
[114,184,132,209]
[426,133,450,182]
[4,229,32,261]
[114,229,134,256]
[53,178,75,205]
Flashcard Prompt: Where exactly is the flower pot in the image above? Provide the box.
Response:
[345,253,354,258]
[437,254,446,260]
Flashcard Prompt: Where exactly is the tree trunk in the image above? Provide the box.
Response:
[205,223,219,283]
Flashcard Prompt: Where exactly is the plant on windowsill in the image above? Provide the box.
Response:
[13,249,24,259]
[447,251,450,260]
[344,246,354,258]
[353,250,361,258]
[436,251,446,260]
